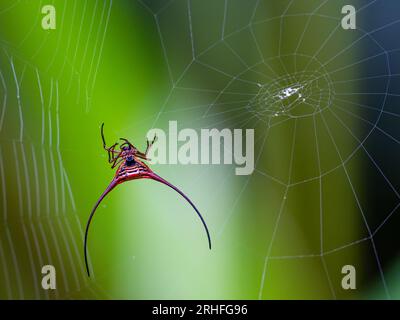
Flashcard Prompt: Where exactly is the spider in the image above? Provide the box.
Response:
[84,123,211,277]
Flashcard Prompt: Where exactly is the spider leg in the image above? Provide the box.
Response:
[111,156,124,169]
[135,135,157,161]
[101,123,120,153]
[101,123,109,149]
[145,134,157,157]
[106,143,119,163]
[135,151,149,161]
[119,138,134,148]
[101,123,121,165]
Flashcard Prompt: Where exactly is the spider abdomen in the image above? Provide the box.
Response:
[125,155,136,166]
[115,160,152,184]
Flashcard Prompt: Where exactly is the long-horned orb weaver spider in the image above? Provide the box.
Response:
[84,123,211,277]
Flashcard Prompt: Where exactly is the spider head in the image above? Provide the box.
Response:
[119,138,137,154]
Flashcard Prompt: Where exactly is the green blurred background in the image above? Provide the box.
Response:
[0,0,400,299]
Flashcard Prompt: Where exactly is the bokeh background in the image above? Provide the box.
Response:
[0,0,400,299]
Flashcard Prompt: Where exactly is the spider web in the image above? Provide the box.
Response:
[135,0,400,299]
[0,0,113,299]
[1,0,400,300]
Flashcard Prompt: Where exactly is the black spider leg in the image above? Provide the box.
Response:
[106,143,119,162]
[111,156,124,169]
[136,135,157,160]
[101,123,121,165]
[119,138,134,149]
[146,134,157,153]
